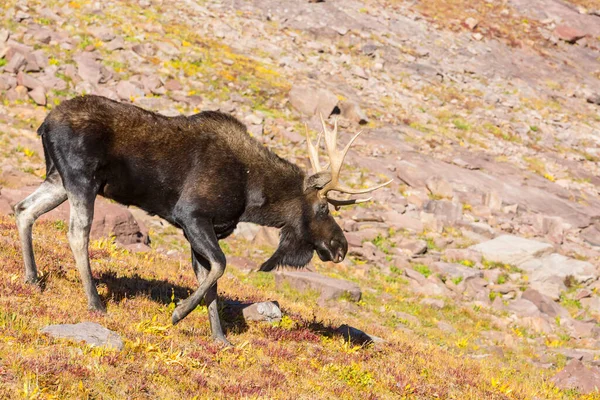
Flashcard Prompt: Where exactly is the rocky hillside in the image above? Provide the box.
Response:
[1,0,600,398]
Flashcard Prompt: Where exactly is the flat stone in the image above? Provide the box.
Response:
[437,321,456,333]
[431,262,482,280]
[425,176,453,198]
[274,271,361,302]
[507,299,541,317]
[382,211,423,232]
[41,322,123,350]
[469,235,553,266]
[116,80,144,100]
[522,288,570,318]
[423,200,463,224]
[551,359,600,394]
[554,25,588,44]
[582,226,600,247]
[520,254,597,284]
[395,238,427,256]
[530,277,566,301]
[420,298,445,309]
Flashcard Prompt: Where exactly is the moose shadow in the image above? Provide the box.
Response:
[98,271,376,345]
[98,271,249,335]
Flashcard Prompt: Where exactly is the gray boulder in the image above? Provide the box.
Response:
[41,322,123,350]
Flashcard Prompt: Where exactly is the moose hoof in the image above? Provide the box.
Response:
[88,300,106,314]
[213,335,232,347]
[172,299,191,325]
[24,275,39,285]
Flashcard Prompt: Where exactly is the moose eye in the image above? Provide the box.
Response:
[319,203,329,215]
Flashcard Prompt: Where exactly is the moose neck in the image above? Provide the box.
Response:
[240,159,305,229]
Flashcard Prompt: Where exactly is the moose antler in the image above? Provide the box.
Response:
[305,114,393,207]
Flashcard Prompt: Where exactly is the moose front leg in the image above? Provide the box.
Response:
[191,250,229,345]
[172,216,227,338]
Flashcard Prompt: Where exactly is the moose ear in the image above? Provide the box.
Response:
[304,171,332,191]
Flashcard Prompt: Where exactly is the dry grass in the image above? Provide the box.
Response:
[0,215,588,399]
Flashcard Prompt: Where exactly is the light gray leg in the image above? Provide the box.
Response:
[15,180,67,283]
[67,195,104,312]
[191,251,229,345]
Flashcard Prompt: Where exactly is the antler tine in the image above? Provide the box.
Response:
[326,196,372,210]
[305,123,322,173]
[326,179,393,195]
[314,115,393,205]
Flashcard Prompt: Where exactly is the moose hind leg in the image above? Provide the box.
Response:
[67,194,104,312]
[15,179,67,283]
[192,251,229,345]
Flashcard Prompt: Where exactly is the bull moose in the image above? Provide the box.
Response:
[15,95,391,344]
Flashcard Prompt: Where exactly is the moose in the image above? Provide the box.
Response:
[15,95,391,344]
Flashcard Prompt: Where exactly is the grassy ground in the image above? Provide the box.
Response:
[0,214,590,399]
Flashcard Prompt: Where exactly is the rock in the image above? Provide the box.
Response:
[554,25,588,44]
[132,43,154,57]
[395,312,421,327]
[241,301,282,322]
[164,79,182,91]
[274,271,361,302]
[106,36,125,51]
[507,298,542,317]
[92,201,149,245]
[121,243,151,253]
[5,52,26,74]
[443,249,482,264]
[233,222,260,241]
[41,322,123,350]
[469,235,553,266]
[420,298,445,309]
[431,262,482,280]
[336,324,384,344]
[565,319,600,339]
[581,297,600,315]
[6,85,29,102]
[530,277,566,301]
[28,86,46,106]
[437,321,456,333]
[0,29,8,43]
[338,100,368,125]
[382,211,423,232]
[25,50,48,72]
[522,288,570,318]
[0,74,17,90]
[520,316,554,334]
[582,226,600,247]
[116,80,144,100]
[404,267,428,284]
[551,359,600,394]
[464,17,479,30]
[88,26,116,42]
[288,85,338,117]
[520,254,597,284]
[394,238,427,256]
[252,226,280,248]
[425,176,453,198]
[17,71,43,90]
[423,200,462,224]
[74,53,101,83]
[155,41,179,56]
[484,191,502,211]
[140,75,164,95]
